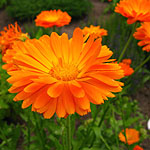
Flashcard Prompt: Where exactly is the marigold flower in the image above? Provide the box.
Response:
[119,59,134,76]
[0,22,28,55]
[119,128,140,145]
[133,22,150,52]
[115,0,150,24]
[35,9,71,28]
[82,25,107,38]
[7,28,124,119]
[133,145,144,150]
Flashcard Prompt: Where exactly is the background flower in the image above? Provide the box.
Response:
[119,128,140,145]
[0,22,28,55]
[82,25,107,38]
[133,22,150,52]
[133,145,144,150]
[115,0,150,24]
[119,59,134,76]
[35,9,71,28]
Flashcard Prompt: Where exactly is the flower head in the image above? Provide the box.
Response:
[119,59,134,76]
[0,22,28,55]
[82,25,107,38]
[115,0,150,24]
[133,145,144,150]
[133,22,150,52]
[35,9,71,28]
[7,28,124,119]
[119,128,140,145]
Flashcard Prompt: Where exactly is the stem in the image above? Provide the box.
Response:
[125,55,150,85]
[66,115,72,150]
[0,127,11,149]
[134,55,150,73]
[99,134,111,150]
[27,111,31,150]
[111,105,119,149]
[33,113,45,150]
[118,22,138,63]
[89,102,110,148]
[119,95,130,150]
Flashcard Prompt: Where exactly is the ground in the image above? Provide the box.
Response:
[0,0,150,149]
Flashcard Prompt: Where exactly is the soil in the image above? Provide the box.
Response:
[0,0,150,149]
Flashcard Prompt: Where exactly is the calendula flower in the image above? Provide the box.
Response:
[82,25,107,38]
[119,59,134,76]
[119,128,140,145]
[133,145,144,150]
[7,28,124,119]
[35,9,71,28]
[133,22,150,52]
[115,0,150,24]
[2,41,23,72]
[0,22,28,55]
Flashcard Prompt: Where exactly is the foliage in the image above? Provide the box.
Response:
[6,0,92,21]
[0,0,7,9]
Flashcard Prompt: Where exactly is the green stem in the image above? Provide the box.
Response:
[134,55,150,73]
[33,113,45,150]
[99,134,111,150]
[89,102,110,148]
[125,55,150,85]
[0,127,11,149]
[66,115,72,150]
[27,111,31,150]
[118,22,138,63]
[119,95,130,150]
[111,105,119,149]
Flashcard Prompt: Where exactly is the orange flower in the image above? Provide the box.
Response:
[133,22,150,52]
[119,59,134,76]
[133,145,144,150]
[7,28,124,119]
[119,128,140,145]
[0,22,28,55]
[115,0,150,24]
[35,9,71,28]
[82,25,107,38]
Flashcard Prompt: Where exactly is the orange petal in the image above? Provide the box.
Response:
[43,99,57,119]
[47,82,64,98]
[74,96,90,110]
[69,81,85,98]
[56,96,67,118]
[71,28,83,62]
[81,82,104,104]
[62,85,75,114]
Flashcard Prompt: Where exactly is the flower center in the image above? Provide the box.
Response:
[45,15,58,22]
[49,62,79,81]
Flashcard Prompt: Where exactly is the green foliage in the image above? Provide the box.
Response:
[6,0,92,21]
[0,0,7,9]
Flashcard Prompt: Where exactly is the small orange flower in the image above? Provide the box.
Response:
[7,28,124,119]
[82,25,107,38]
[119,59,134,76]
[115,0,150,24]
[133,22,150,52]
[0,22,28,55]
[133,145,144,150]
[35,9,71,28]
[119,128,140,145]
